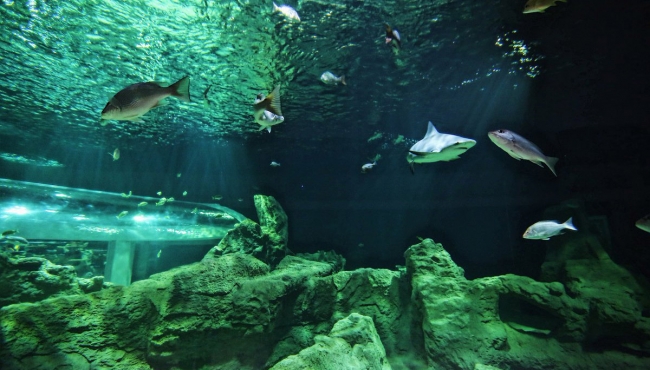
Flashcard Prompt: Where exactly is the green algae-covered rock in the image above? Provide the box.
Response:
[270,313,391,370]
[0,251,344,370]
[254,194,289,249]
[405,238,650,370]
[0,254,83,308]
[2,197,650,370]
[204,195,290,267]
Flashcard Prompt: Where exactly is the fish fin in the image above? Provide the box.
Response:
[543,238,550,240]
[340,75,346,85]
[273,2,279,11]
[267,127,272,133]
[408,159,415,175]
[151,100,168,109]
[409,150,428,156]
[545,156,559,177]
[169,76,191,102]
[507,150,521,160]
[564,217,578,231]
[532,160,544,168]
[203,84,212,96]
[425,122,439,137]
[267,85,282,116]
[130,117,146,123]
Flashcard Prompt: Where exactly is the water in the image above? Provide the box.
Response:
[0,0,648,272]
[0,0,649,368]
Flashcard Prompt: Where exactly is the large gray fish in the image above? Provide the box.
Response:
[253,86,284,133]
[407,122,477,165]
[488,129,558,176]
[101,76,191,123]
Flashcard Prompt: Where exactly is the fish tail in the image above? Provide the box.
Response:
[340,75,346,85]
[169,76,191,102]
[268,85,282,116]
[546,156,559,177]
[408,160,415,175]
[564,217,578,231]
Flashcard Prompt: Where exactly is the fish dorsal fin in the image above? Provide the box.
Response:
[267,85,282,116]
[425,121,439,138]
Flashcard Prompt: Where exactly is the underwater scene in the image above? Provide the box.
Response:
[1,0,649,369]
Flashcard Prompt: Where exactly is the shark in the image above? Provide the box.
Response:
[407,121,477,170]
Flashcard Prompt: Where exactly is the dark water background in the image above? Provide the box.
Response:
[1,0,648,279]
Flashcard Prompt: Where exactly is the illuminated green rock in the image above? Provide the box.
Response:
[270,313,391,370]
[204,194,290,267]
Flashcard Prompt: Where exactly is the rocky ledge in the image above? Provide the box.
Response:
[1,195,649,369]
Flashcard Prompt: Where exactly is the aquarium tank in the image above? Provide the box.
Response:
[0,0,649,369]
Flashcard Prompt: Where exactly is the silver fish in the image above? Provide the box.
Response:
[320,71,346,85]
[523,217,577,240]
[488,129,559,176]
[253,86,284,133]
[270,161,281,167]
[273,2,300,21]
[361,162,376,173]
[101,76,191,123]
[257,110,285,132]
[407,122,476,165]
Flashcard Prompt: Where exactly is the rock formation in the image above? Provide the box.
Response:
[204,195,290,267]
[1,195,649,369]
[270,313,391,370]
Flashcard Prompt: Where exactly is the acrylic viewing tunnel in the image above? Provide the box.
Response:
[0,178,246,285]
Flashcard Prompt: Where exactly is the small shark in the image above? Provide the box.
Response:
[407,121,476,171]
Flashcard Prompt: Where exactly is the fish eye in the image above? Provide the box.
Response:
[497,129,504,133]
